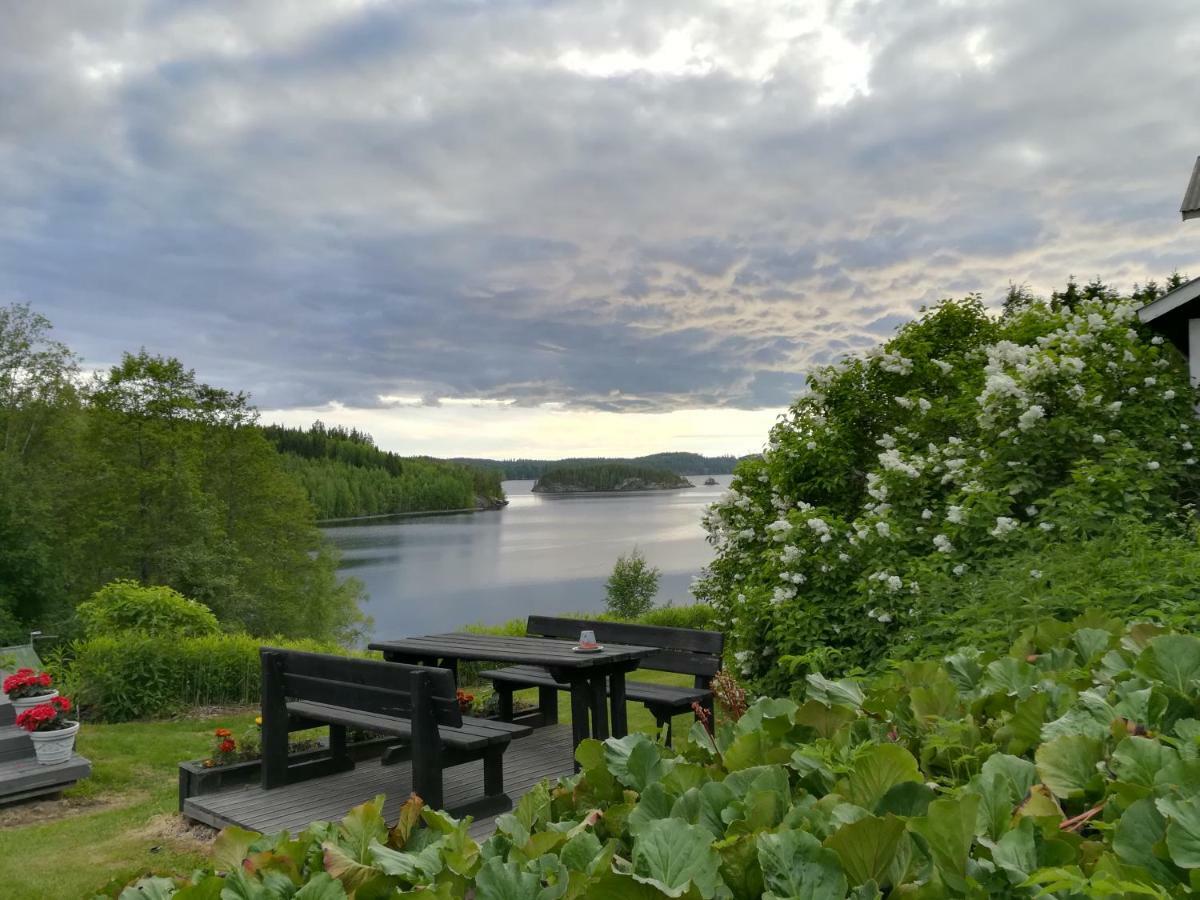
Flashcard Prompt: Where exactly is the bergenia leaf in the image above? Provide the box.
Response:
[1036,735,1105,799]
[757,829,847,900]
[629,818,723,899]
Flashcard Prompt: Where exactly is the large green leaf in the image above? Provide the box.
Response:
[1112,736,1179,793]
[990,816,1036,885]
[908,795,979,894]
[823,814,906,887]
[845,744,922,810]
[473,857,542,900]
[1073,628,1114,662]
[1036,735,1105,799]
[626,782,675,836]
[338,796,388,863]
[1113,798,1181,885]
[1156,795,1200,869]
[981,658,1039,698]
[996,692,1049,755]
[292,873,350,900]
[724,728,795,771]
[1137,635,1200,697]
[629,819,723,899]
[370,837,445,883]
[806,673,865,709]
[119,878,178,900]
[757,829,847,900]
[603,733,675,792]
[737,697,800,738]
[1041,691,1114,741]
[212,826,262,872]
[795,700,857,738]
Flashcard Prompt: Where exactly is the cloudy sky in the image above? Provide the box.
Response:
[3,1,1198,457]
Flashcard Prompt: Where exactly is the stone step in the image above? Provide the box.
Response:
[0,725,33,762]
[0,698,13,727]
[0,752,91,805]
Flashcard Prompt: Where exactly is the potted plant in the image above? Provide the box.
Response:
[16,696,79,765]
[3,667,58,715]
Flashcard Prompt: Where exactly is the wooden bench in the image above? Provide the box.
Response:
[480,616,723,744]
[260,648,531,817]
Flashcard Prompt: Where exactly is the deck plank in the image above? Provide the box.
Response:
[184,725,577,840]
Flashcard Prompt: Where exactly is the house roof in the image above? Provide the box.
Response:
[1184,156,1200,221]
[1138,275,1200,323]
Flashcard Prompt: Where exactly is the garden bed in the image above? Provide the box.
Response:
[178,735,395,809]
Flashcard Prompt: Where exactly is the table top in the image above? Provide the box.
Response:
[369,632,657,670]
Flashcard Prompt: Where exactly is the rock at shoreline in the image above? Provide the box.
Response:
[475,494,509,510]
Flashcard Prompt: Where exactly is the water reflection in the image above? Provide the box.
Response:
[323,475,730,639]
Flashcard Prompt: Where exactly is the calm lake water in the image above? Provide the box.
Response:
[323,475,732,640]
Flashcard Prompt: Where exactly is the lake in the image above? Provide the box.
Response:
[323,475,732,639]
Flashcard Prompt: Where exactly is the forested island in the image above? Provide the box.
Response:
[452,451,745,480]
[531,462,695,493]
[262,423,505,519]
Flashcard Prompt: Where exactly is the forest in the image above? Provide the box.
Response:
[0,305,374,645]
[263,423,505,519]
[453,451,743,480]
[531,461,693,492]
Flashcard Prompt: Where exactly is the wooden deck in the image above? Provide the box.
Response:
[184,724,577,839]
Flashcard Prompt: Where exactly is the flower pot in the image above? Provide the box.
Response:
[10,689,58,716]
[29,721,79,766]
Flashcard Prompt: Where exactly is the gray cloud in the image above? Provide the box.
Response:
[1,0,1198,414]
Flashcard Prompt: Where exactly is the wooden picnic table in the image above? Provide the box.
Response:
[368,633,657,753]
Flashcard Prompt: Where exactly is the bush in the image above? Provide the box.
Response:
[76,580,220,639]
[112,617,1200,898]
[604,548,660,618]
[696,288,1200,690]
[54,632,346,721]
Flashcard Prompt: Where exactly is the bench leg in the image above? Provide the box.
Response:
[329,724,350,767]
[651,709,673,747]
[569,680,591,768]
[538,685,559,725]
[483,745,505,797]
[496,685,514,722]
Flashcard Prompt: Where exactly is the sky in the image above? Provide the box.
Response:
[3,1,1199,458]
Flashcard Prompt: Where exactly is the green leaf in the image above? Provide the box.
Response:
[603,733,675,792]
[1112,736,1179,791]
[990,816,1036,885]
[757,829,848,900]
[559,831,603,873]
[908,795,979,894]
[981,753,1037,800]
[1136,635,1200,696]
[805,673,865,709]
[292,873,349,900]
[737,697,800,738]
[211,826,261,872]
[845,744,922,810]
[321,841,383,893]
[996,692,1049,755]
[823,814,906,887]
[874,781,934,818]
[944,648,984,693]
[627,782,675,836]
[629,819,723,899]
[795,700,857,738]
[119,878,177,900]
[474,857,542,900]
[1113,798,1181,885]
[1073,628,1114,662]
[982,658,1039,698]
[1035,735,1105,799]
[370,837,445,883]
[1041,691,1114,741]
[1156,795,1200,869]
[338,796,388,863]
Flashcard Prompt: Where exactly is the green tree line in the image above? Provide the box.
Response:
[533,462,691,491]
[262,423,505,519]
[0,305,371,644]
[453,451,745,480]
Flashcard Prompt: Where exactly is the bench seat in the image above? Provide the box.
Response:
[287,700,532,750]
[480,665,710,711]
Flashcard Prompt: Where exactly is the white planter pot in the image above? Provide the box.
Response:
[29,721,79,766]
[10,689,58,716]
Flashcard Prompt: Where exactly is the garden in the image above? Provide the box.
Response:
[6,281,1200,898]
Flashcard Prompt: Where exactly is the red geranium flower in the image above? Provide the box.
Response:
[3,668,55,700]
[218,738,236,754]
[214,727,232,738]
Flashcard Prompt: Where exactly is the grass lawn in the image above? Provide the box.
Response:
[0,671,700,899]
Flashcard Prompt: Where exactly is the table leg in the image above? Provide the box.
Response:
[589,676,609,740]
[609,671,628,738]
[569,679,591,770]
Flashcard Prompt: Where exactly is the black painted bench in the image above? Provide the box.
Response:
[260,648,530,817]
[481,616,723,744]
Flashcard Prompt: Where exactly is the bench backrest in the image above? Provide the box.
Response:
[260,648,462,728]
[526,615,724,678]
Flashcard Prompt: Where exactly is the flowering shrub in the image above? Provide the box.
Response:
[695,288,1200,692]
[2,667,53,700]
[15,696,73,732]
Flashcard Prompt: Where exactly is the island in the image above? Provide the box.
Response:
[531,462,695,493]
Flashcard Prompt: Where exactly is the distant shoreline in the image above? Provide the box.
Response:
[318,503,505,525]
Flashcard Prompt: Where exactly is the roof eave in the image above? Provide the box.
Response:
[1138,275,1200,323]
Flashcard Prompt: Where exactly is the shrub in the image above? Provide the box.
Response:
[76,580,220,639]
[604,547,660,618]
[55,632,346,721]
[112,617,1200,898]
[695,288,1200,690]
